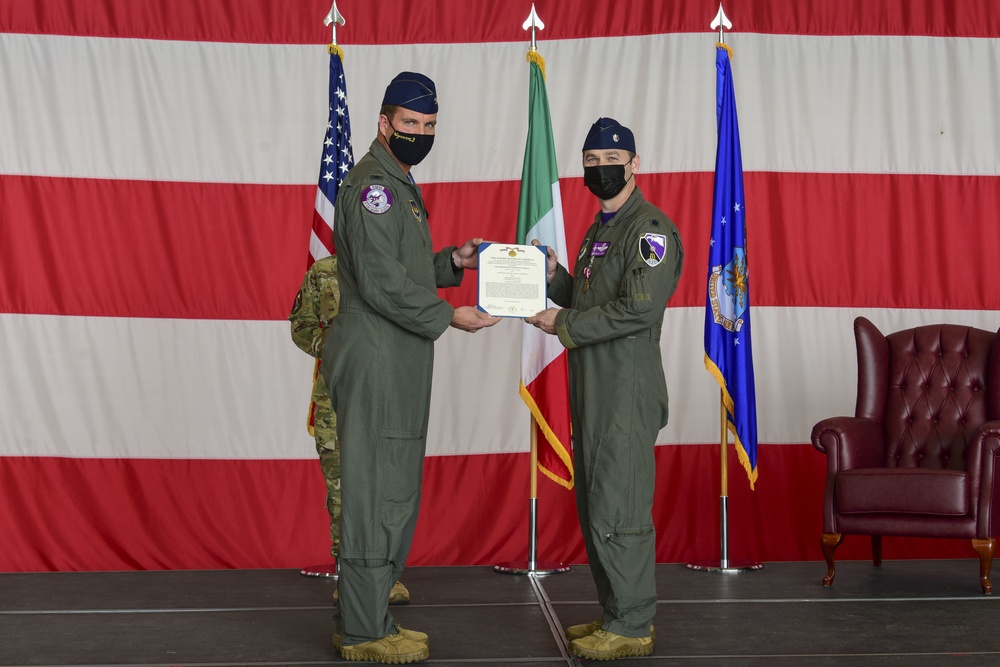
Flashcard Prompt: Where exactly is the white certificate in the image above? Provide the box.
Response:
[477,243,548,318]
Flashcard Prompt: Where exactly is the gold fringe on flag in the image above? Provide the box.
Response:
[704,352,757,489]
[328,43,344,58]
[526,49,546,80]
[518,382,574,490]
[716,43,733,60]
[306,357,322,437]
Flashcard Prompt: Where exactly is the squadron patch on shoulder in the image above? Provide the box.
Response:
[361,184,393,214]
[639,233,667,267]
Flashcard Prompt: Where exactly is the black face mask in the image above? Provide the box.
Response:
[583,164,631,200]
[387,123,434,166]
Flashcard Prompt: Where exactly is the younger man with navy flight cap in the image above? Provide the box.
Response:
[322,71,500,663]
[528,117,684,660]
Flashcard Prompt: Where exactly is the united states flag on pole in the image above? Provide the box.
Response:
[516,49,573,489]
[704,45,758,489]
[309,44,354,266]
[305,43,353,434]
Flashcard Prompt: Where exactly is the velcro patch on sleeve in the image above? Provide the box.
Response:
[361,184,393,214]
[639,233,667,267]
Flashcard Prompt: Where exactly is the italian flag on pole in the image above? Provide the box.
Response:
[516,50,574,489]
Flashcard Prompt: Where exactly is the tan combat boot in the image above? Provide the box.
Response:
[333,627,427,650]
[568,628,653,660]
[388,580,410,604]
[565,620,603,640]
[333,580,410,605]
[565,621,655,641]
[338,632,429,663]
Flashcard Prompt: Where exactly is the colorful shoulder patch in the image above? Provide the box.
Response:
[639,233,667,267]
[361,184,393,214]
[409,200,422,222]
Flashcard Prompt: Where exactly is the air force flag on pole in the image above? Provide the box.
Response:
[705,45,759,489]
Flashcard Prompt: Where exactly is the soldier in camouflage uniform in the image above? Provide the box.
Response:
[321,72,499,663]
[289,255,343,560]
[528,118,684,661]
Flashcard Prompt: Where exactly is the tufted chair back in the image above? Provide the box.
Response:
[855,318,999,472]
[812,316,1000,593]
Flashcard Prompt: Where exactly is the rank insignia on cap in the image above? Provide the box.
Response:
[361,184,393,214]
[639,233,667,267]
[578,238,590,262]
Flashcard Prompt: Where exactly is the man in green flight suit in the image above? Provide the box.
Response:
[288,255,410,605]
[322,71,500,663]
[527,118,684,661]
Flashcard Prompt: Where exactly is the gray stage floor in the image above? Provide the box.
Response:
[2,560,999,666]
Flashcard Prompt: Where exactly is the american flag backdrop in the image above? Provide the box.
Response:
[310,46,353,265]
[1,0,999,571]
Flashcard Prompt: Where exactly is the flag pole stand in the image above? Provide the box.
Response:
[494,415,570,576]
[300,560,339,578]
[687,393,762,573]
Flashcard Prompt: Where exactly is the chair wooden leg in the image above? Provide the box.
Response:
[871,535,882,567]
[972,537,996,595]
[821,533,843,586]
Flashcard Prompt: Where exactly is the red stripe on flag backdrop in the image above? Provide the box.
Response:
[5,0,1000,41]
[3,172,999,319]
[0,446,975,571]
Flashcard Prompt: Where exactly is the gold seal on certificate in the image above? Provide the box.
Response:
[477,243,547,318]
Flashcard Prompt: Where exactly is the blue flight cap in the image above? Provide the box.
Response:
[582,117,636,153]
[382,71,438,114]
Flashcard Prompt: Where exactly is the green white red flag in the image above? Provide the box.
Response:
[516,51,573,489]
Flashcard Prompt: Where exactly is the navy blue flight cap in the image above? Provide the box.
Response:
[582,117,636,153]
[382,71,438,114]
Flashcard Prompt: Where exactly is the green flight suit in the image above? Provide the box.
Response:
[288,255,342,559]
[322,138,462,644]
[548,187,684,638]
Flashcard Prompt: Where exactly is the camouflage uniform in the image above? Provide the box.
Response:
[289,255,342,559]
[548,187,684,639]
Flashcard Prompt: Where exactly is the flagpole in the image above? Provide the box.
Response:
[301,0,348,580]
[494,5,569,577]
[688,2,761,575]
[494,415,570,575]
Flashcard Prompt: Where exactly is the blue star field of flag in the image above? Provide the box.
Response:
[318,52,354,204]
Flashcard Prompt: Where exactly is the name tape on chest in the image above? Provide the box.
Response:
[591,241,611,257]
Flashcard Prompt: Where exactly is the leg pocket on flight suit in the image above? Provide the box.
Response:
[376,436,424,552]
[588,433,655,523]
[587,433,632,520]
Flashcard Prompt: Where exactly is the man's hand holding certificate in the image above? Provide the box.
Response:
[477,243,548,318]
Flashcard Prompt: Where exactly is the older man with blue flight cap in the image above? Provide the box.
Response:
[528,117,684,660]
[323,71,499,663]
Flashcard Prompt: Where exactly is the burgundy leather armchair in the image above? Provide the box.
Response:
[811,317,1000,593]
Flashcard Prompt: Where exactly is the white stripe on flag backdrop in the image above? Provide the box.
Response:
[1,0,999,570]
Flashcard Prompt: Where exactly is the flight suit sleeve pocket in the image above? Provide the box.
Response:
[622,268,654,314]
